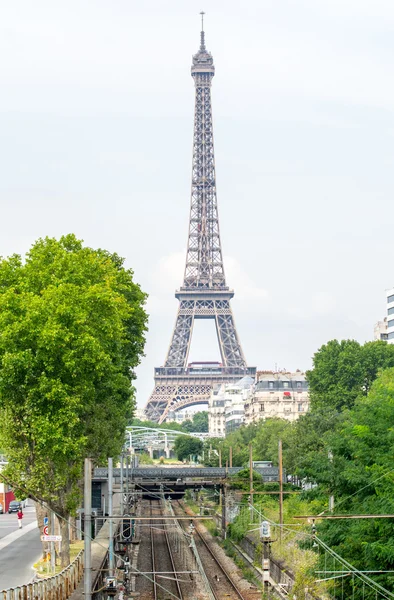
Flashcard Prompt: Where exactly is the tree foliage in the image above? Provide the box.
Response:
[307,339,394,412]
[130,418,184,432]
[0,235,147,565]
[173,436,203,461]
[181,411,208,433]
[130,411,208,433]
[314,368,394,597]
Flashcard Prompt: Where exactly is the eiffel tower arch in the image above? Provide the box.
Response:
[145,20,256,423]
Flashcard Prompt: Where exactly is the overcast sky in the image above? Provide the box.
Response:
[1,1,394,408]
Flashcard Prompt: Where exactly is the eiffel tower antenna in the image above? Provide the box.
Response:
[145,18,255,423]
[200,11,206,50]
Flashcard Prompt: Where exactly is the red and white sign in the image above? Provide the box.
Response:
[43,525,49,536]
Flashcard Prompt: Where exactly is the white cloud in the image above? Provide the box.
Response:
[225,256,268,302]
[152,251,185,294]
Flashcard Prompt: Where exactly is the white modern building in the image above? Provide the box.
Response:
[244,370,309,424]
[387,288,394,344]
[375,288,394,344]
[208,376,254,435]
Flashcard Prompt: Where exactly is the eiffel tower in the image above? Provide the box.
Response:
[144,17,256,423]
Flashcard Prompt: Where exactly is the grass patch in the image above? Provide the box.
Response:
[221,538,262,589]
[34,540,84,577]
[226,491,328,597]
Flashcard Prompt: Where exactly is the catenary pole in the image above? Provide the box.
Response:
[50,510,56,574]
[278,439,283,543]
[126,452,129,508]
[108,457,114,577]
[120,453,124,516]
[249,443,253,511]
[84,458,92,600]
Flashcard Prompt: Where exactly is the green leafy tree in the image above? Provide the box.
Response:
[189,411,208,432]
[307,339,394,411]
[180,411,208,433]
[129,418,184,432]
[180,419,194,432]
[315,368,394,597]
[0,235,147,565]
[203,423,260,467]
[254,418,294,466]
[173,436,203,461]
[289,408,341,483]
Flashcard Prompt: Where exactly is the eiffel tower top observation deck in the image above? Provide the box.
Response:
[144,17,256,423]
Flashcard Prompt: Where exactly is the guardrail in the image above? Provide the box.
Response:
[1,549,84,600]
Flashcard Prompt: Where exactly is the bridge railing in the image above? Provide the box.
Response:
[1,549,84,600]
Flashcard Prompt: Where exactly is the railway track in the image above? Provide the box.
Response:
[135,498,197,600]
[149,498,184,600]
[173,500,249,600]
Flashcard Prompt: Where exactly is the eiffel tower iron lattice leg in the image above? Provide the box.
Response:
[144,22,255,423]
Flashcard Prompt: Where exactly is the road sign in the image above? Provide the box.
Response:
[43,525,49,536]
[41,535,62,542]
[43,517,49,526]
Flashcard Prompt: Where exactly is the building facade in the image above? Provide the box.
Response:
[0,456,16,512]
[374,288,394,344]
[387,288,394,344]
[166,409,203,425]
[374,318,388,341]
[244,371,309,424]
[208,377,254,435]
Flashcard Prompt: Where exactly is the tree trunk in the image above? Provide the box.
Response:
[34,501,49,559]
[69,516,75,542]
[59,515,71,567]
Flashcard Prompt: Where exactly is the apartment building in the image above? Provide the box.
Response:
[208,376,254,435]
[244,370,309,424]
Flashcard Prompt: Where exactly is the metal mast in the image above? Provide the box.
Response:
[145,17,255,423]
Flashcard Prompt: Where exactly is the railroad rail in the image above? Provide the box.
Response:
[149,499,184,600]
[173,500,248,600]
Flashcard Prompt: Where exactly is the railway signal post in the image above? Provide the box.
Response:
[260,521,272,595]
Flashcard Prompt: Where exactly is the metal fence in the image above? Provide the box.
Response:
[1,550,84,600]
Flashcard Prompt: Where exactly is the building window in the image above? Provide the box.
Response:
[388,294,394,304]
[283,382,289,388]
[268,381,274,389]
[389,332,394,340]
[388,319,394,329]
[298,403,304,412]
[260,404,264,412]
[389,307,394,316]
[296,381,302,389]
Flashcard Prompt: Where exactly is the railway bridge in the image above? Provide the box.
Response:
[93,466,281,499]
